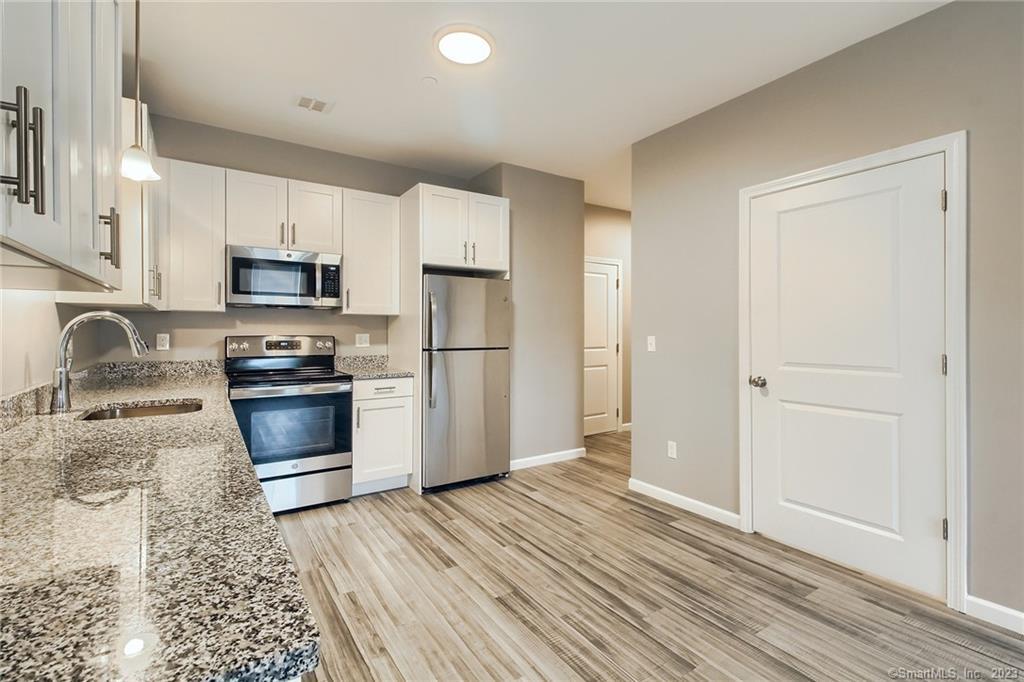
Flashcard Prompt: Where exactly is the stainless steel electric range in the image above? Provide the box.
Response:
[225,335,352,513]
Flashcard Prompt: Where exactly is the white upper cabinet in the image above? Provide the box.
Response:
[166,159,226,311]
[468,192,510,271]
[91,0,123,289]
[287,180,343,253]
[342,188,399,315]
[226,170,288,249]
[1,0,124,290]
[1,0,67,262]
[421,185,470,268]
[419,185,509,272]
[66,0,99,280]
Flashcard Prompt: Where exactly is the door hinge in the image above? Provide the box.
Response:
[942,517,948,540]
[941,353,948,376]
[616,408,620,418]
[940,189,948,212]
[616,342,620,354]
[616,277,620,290]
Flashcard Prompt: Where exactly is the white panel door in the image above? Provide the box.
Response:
[167,160,226,311]
[352,396,414,484]
[225,169,287,249]
[421,185,469,268]
[342,188,399,315]
[750,153,946,597]
[583,260,619,436]
[287,180,342,253]
[468,192,509,271]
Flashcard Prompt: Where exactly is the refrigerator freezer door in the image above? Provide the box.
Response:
[423,274,511,350]
[423,349,510,488]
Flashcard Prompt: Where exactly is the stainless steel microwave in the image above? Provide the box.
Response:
[226,245,342,308]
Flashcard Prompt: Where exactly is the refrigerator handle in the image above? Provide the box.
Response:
[427,351,436,408]
[428,290,438,349]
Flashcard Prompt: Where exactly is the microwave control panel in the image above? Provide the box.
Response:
[322,264,341,299]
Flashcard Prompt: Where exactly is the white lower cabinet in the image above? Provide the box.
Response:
[352,380,414,486]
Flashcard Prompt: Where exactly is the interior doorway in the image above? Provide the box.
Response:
[584,257,622,436]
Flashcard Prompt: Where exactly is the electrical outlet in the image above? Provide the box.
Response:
[647,335,657,352]
[155,333,170,351]
[355,333,370,348]
[667,440,677,459]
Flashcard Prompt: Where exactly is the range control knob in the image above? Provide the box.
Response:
[315,341,325,350]
[239,342,250,352]
[228,342,239,352]
[324,339,333,348]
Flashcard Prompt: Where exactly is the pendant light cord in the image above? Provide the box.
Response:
[134,0,142,147]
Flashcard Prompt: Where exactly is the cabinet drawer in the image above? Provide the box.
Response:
[353,378,413,400]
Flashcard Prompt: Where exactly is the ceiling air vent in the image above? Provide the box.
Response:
[296,96,333,113]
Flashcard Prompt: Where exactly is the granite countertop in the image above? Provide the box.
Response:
[345,367,415,381]
[0,371,319,681]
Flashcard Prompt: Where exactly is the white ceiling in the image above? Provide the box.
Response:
[133,1,940,209]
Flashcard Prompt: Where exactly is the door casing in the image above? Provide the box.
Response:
[737,131,967,612]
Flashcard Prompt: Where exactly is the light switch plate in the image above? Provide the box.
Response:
[355,333,370,348]
[155,333,170,351]
[647,335,656,352]
[667,440,677,459]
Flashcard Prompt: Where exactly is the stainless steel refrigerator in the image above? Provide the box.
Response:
[422,274,511,489]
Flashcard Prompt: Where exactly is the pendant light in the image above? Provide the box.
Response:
[120,0,160,182]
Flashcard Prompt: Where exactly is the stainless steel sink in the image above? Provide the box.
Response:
[80,401,203,421]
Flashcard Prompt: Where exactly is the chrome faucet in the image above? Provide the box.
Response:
[51,311,149,413]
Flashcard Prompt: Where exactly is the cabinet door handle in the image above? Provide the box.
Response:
[290,222,296,246]
[99,206,119,267]
[217,281,222,306]
[29,105,45,215]
[279,222,285,245]
[0,85,30,204]
[374,386,396,392]
[472,242,477,264]
[345,288,350,310]
[463,241,468,263]
[148,267,157,295]
[356,406,361,430]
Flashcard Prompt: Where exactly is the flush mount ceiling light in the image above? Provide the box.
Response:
[436,26,493,65]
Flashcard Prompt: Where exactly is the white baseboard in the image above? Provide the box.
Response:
[965,594,1024,634]
[628,478,741,530]
[352,475,410,497]
[510,447,586,471]
[619,422,632,432]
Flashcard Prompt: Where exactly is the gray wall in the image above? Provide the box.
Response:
[151,115,467,194]
[471,164,586,461]
[585,204,632,424]
[631,1,1024,610]
[85,116,472,364]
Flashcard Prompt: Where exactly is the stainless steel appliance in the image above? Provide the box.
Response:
[422,274,511,489]
[226,335,352,512]
[226,245,342,308]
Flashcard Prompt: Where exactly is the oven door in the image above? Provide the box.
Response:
[229,382,352,478]
[227,245,320,307]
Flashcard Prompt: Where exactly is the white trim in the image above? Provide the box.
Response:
[964,595,1024,635]
[628,478,741,530]
[619,422,632,432]
[585,256,625,433]
[510,447,586,471]
[351,474,410,497]
[737,131,968,613]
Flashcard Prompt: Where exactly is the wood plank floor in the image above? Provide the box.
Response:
[278,432,1024,681]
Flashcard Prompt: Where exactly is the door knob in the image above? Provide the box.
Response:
[749,375,767,388]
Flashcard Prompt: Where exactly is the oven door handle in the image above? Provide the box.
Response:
[229,382,352,400]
